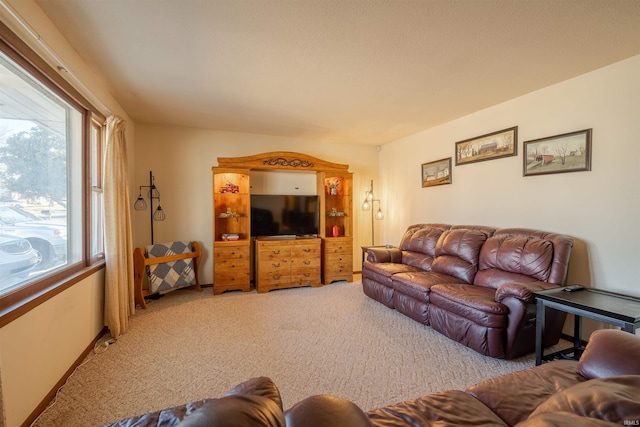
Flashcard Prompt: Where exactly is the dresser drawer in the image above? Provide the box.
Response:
[258,260,291,284]
[323,240,352,255]
[291,265,321,285]
[214,245,250,260]
[215,259,250,284]
[324,253,351,271]
[291,247,320,261]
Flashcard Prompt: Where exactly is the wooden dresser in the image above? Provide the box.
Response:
[255,238,321,293]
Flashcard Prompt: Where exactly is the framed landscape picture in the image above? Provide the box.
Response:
[455,126,518,165]
[523,129,592,176]
[422,157,452,188]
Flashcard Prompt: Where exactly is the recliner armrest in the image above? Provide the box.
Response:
[366,247,402,263]
[495,281,560,303]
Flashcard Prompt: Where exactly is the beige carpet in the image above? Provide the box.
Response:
[34,281,552,426]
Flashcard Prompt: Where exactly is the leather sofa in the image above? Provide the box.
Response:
[362,223,574,359]
[106,329,640,426]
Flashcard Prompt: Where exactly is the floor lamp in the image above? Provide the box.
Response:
[134,170,166,244]
[361,179,384,245]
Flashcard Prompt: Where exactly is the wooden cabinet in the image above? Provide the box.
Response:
[212,168,251,295]
[322,237,353,284]
[255,238,321,293]
[213,152,354,295]
[318,171,353,284]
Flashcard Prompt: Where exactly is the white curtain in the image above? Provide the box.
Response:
[103,115,135,338]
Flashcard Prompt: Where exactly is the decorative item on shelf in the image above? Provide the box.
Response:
[332,225,340,237]
[361,179,384,245]
[134,170,166,244]
[219,180,239,193]
[328,208,346,217]
[218,207,240,218]
[327,178,342,196]
[221,233,240,241]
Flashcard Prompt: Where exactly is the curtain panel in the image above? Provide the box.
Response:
[103,115,135,338]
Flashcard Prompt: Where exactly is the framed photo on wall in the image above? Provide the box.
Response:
[422,157,452,188]
[523,129,592,176]
[455,126,518,165]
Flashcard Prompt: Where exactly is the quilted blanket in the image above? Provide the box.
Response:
[145,241,196,294]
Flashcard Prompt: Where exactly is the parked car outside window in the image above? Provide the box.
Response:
[0,205,67,272]
[0,234,38,292]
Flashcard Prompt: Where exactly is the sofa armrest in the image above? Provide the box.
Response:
[366,247,402,263]
[578,329,640,379]
[495,281,560,303]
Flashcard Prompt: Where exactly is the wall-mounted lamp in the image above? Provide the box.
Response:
[134,170,165,244]
[361,179,384,245]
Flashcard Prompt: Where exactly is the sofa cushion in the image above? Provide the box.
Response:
[399,226,449,270]
[466,360,582,426]
[363,262,423,286]
[390,271,464,303]
[490,228,573,285]
[430,284,508,328]
[474,235,554,290]
[431,229,488,283]
[578,329,640,380]
[526,376,640,425]
[517,412,616,426]
[366,390,508,426]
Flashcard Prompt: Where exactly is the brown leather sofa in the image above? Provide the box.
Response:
[106,329,640,426]
[362,223,573,359]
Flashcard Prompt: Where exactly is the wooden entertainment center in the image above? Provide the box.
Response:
[212,152,353,295]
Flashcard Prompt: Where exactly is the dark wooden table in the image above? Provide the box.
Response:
[534,287,640,365]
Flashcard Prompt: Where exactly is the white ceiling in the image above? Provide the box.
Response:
[34,0,640,145]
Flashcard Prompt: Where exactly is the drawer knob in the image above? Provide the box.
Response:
[303,248,311,253]
[272,274,281,280]
[303,260,311,265]
[272,263,280,267]
[272,250,280,255]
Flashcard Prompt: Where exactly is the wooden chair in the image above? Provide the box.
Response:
[133,241,202,309]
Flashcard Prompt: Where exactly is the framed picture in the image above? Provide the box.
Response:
[422,157,452,188]
[455,126,518,165]
[523,129,592,176]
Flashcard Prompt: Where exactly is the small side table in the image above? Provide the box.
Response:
[534,287,640,365]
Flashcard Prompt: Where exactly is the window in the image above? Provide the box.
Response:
[90,118,104,261]
[0,22,105,314]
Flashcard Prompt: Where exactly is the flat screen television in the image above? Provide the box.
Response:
[251,194,319,237]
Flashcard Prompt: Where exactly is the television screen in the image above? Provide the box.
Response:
[251,194,319,237]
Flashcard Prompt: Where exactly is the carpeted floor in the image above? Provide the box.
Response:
[33,280,552,426]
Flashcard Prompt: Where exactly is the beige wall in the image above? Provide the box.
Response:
[379,55,640,298]
[131,125,381,283]
[0,271,105,426]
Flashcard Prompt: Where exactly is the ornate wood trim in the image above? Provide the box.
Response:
[216,151,349,172]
